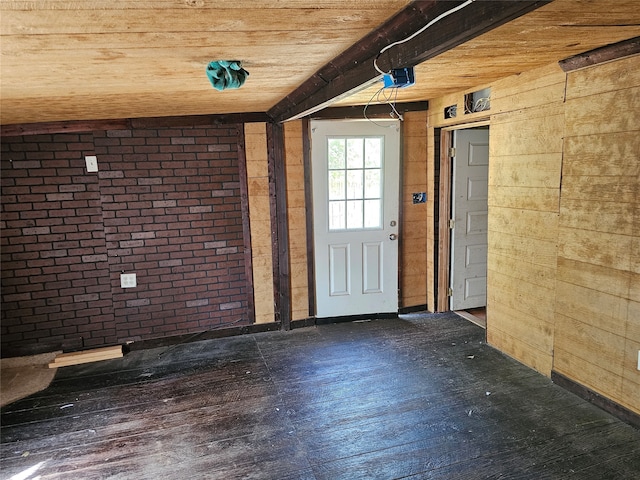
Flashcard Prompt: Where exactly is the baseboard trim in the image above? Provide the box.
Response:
[126,322,281,352]
[551,370,640,429]
[399,304,428,314]
[315,312,398,325]
[290,318,317,330]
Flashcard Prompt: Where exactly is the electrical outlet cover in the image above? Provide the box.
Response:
[120,273,137,288]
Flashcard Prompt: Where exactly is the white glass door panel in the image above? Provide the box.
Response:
[312,120,400,318]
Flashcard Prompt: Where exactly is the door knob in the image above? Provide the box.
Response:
[389,233,398,241]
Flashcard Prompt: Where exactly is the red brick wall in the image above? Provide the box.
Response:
[1,126,249,356]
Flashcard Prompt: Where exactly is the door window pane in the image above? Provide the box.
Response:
[328,139,345,169]
[346,200,363,229]
[364,169,381,198]
[347,138,364,169]
[364,199,381,228]
[346,170,363,200]
[329,201,345,230]
[365,138,382,168]
[328,170,345,200]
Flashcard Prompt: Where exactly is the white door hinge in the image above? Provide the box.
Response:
[449,219,455,229]
[447,287,453,297]
[449,147,456,157]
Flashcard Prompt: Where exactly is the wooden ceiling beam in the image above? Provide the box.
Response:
[558,36,640,72]
[309,101,429,120]
[1,112,271,137]
[268,0,552,123]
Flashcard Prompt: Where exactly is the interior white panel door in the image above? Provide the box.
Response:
[312,119,400,318]
[451,128,489,310]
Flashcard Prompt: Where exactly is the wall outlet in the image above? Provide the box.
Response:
[120,273,137,288]
[85,155,98,172]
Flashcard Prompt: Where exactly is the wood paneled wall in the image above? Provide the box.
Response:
[486,64,567,375]
[283,121,310,321]
[553,55,639,414]
[427,57,639,414]
[401,112,429,309]
[244,123,275,324]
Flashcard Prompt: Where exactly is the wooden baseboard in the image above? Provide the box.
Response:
[315,312,398,325]
[126,322,281,352]
[399,304,428,314]
[454,310,487,329]
[551,371,640,429]
[290,318,317,330]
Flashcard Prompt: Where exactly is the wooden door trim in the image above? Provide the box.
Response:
[436,129,453,312]
[436,120,490,312]
[302,118,316,318]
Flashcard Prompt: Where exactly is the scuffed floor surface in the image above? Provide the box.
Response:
[1,313,639,479]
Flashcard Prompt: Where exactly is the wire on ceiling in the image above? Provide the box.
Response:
[364,84,404,126]
[373,0,476,75]
[366,0,476,125]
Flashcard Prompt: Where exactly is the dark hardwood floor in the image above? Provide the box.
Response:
[2,312,639,479]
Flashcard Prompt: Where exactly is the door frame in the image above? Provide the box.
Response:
[308,118,403,319]
[435,120,489,312]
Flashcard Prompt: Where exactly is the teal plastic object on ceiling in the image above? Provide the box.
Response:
[206,60,249,91]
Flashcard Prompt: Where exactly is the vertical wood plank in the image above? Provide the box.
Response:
[401,111,429,309]
[244,123,275,324]
[236,124,256,324]
[302,118,316,318]
[267,122,290,330]
[284,120,310,321]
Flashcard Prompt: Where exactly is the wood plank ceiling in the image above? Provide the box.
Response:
[1,0,639,126]
[1,0,412,125]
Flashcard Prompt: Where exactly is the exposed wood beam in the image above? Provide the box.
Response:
[559,36,640,72]
[269,0,551,123]
[129,112,272,129]
[309,101,428,120]
[1,112,271,137]
[1,119,130,137]
[266,122,291,331]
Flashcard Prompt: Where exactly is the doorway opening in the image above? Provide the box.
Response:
[435,124,489,327]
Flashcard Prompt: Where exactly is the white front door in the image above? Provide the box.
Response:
[450,128,489,310]
[311,120,400,318]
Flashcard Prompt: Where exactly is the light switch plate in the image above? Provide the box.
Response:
[120,273,137,288]
[85,155,98,172]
